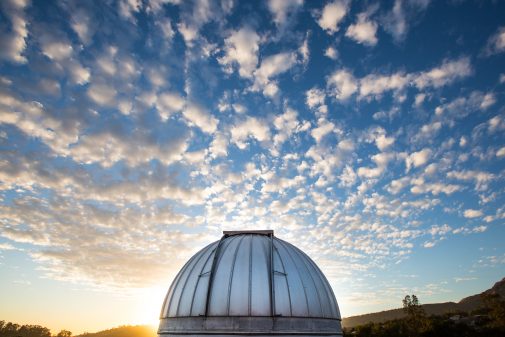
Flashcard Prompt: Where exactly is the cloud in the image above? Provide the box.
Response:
[118,0,143,22]
[156,91,186,120]
[272,107,304,154]
[267,0,304,26]
[69,127,189,168]
[327,57,471,101]
[463,209,483,219]
[209,132,228,158]
[405,148,431,172]
[311,118,337,143]
[0,193,212,288]
[358,152,396,178]
[317,0,350,34]
[68,60,91,85]
[410,182,461,195]
[70,8,94,45]
[40,38,74,61]
[219,27,260,78]
[230,117,270,149]
[383,0,431,42]
[0,0,29,63]
[483,26,505,56]
[252,52,297,97]
[375,134,395,151]
[413,57,472,89]
[324,46,338,60]
[306,87,326,109]
[497,147,505,157]
[447,170,495,191]
[182,102,218,134]
[87,83,118,106]
[359,72,409,98]
[345,13,378,46]
[327,69,358,100]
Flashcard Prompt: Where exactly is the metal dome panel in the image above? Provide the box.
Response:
[160,231,341,321]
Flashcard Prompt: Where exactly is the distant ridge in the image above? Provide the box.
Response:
[76,325,156,337]
[342,277,505,328]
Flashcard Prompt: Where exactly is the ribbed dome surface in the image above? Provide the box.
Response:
[160,231,340,319]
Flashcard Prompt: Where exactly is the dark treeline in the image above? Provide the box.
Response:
[344,293,505,337]
[0,321,71,337]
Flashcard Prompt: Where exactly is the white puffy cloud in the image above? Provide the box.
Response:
[87,83,117,106]
[324,46,338,60]
[375,134,395,151]
[480,93,496,110]
[317,0,350,34]
[69,129,189,168]
[387,176,411,194]
[327,69,358,100]
[359,72,410,98]
[327,57,472,102]
[339,165,357,187]
[358,152,396,178]
[383,0,431,42]
[182,103,218,134]
[463,209,483,219]
[219,27,260,78]
[483,26,505,56]
[71,8,94,44]
[68,60,91,85]
[497,147,505,157]
[41,40,73,61]
[267,0,304,26]
[447,170,495,191]
[311,118,337,143]
[345,13,378,46]
[272,107,304,153]
[405,148,431,172]
[0,193,212,287]
[413,57,472,89]
[177,22,199,45]
[252,52,297,97]
[306,87,326,109]
[118,0,143,21]
[298,33,310,66]
[157,92,186,120]
[230,117,270,149]
[210,132,228,158]
[0,0,29,63]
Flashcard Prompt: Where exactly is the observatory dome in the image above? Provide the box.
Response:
[158,230,342,337]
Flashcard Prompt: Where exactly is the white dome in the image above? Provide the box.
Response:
[158,230,342,337]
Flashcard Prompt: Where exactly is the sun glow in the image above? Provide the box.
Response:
[134,286,167,329]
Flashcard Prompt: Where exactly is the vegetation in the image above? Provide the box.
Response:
[0,323,155,337]
[76,325,155,337]
[0,321,55,337]
[343,293,505,337]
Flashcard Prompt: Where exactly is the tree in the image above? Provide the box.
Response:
[402,294,428,336]
[56,331,72,337]
[482,293,505,329]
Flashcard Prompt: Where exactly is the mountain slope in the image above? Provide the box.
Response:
[76,325,156,337]
[342,277,505,328]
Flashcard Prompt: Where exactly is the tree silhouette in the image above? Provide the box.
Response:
[402,294,428,336]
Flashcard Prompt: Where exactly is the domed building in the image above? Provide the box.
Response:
[158,230,342,337]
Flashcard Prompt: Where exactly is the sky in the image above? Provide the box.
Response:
[0,0,504,334]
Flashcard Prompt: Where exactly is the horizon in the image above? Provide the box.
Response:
[0,0,504,335]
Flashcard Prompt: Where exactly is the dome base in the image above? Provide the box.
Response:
[158,317,342,336]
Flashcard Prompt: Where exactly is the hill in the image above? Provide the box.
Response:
[342,277,505,328]
[76,326,156,337]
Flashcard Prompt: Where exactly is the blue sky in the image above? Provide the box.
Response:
[0,0,505,333]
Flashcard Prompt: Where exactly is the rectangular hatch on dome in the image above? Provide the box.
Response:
[223,230,274,236]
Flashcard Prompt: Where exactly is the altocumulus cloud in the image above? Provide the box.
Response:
[0,1,503,311]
